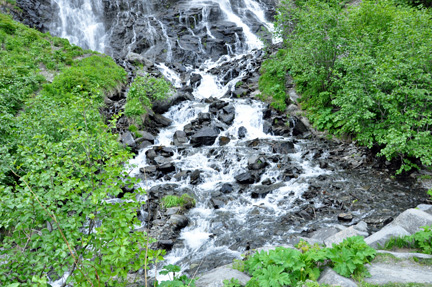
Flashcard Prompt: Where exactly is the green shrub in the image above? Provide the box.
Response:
[326,236,376,278]
[266,0,432,172]
[124,74,172,124]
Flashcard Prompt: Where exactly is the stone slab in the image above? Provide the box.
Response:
[195,264,251,287]
[365,261,432,284]
[377,250,432,260]
[318,267,358,287]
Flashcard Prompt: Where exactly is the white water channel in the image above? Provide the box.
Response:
[50,0,332,285]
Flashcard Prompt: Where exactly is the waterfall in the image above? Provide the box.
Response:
[50,0,106,52]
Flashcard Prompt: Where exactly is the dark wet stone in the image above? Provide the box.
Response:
[152,114,172,127]
[218,113,235,125]
[191,127,220,146]
[145,149,157,162]
[220,183,234,194]
[235,172,258,184]
[210,198,225,209]
[248,155,267,170]
[168,215,189,230]
[263,121,273,134]
[238,126,247,138]
[157,162,176,173]
[272,141,295,154]
[289,116,309,136]
[190,73,202,87]
[190,169,201,185]
[158,240,174,251]
[136,131,155,144]
[173,130,188,146]
[135,140,152,151]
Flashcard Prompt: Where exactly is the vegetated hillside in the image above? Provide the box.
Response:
[260,0,432,173]
[0,13,160,286]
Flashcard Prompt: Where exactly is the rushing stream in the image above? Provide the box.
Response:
[42,0,428,283]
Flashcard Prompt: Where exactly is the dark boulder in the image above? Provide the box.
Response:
[272,141,295,154]
[191,127,220,146]
[121,131,136,148]
[289,116,309,136]
[238,126,247,139]
[136,131,155,144]
[168,214,189,230]
[220,183,234,194]
[235,172,259,184]
[173,130,188,146]
[190,169,201,185]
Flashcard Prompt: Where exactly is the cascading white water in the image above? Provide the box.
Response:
[51,0,106,52]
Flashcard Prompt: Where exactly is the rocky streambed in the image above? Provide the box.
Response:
[10,0,431,284]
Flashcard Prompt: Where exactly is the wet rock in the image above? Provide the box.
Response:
[135,140,152,151]
[263,120,273,134]
[173,171,188,181]
[152,92,194,114]
[154,156,171,166]
[218,113,235,125]
[121,131,136,148]
[210,198,225,209]
[289,116,309,136]
[168,214,189,230]
[190,73,202,87]
[235,172,258,184]
[248,155,267,170]
[157,162,176,174]
[309,227,341,243]
[220,183,234,194]
[190,169,201,185]
[139,165,157,176]
[218,136,230,146]
[165,207,182,216]
[272,141,295,154]
[136,131,155,144]
[152,114,172,127]
[173,130,188,146]
[250,184,283,199]
[338,213,353,222]
[157,240,174,251]
[145,149,157,162]
[191,127,220,146]
[238,126,247,138]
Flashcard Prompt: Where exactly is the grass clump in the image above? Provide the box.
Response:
[161,194,196,209]
[383,226,432,254]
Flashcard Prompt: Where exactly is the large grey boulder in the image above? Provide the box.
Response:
[195,264,251,287]
[318,267,358,287]
[365,225,410,249]
[324,221,368,247]
[391,208,432,234]
[417,204,432,215]
[365,208,432,248]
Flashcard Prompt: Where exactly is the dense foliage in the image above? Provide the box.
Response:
[241,236,375,286]
[262,0,432,172]
[124,74,172,125]
[0,14,163,286]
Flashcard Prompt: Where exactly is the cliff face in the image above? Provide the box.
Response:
[14,0,58,32]
[11,0,277,65]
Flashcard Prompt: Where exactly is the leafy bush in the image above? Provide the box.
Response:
[0,13,162,286]
[124,74,172,124]
[265,0,432,172]
[326,236,376,278]
[384,225,432,254]
[240,237,375,286]
[224,278,242,287]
